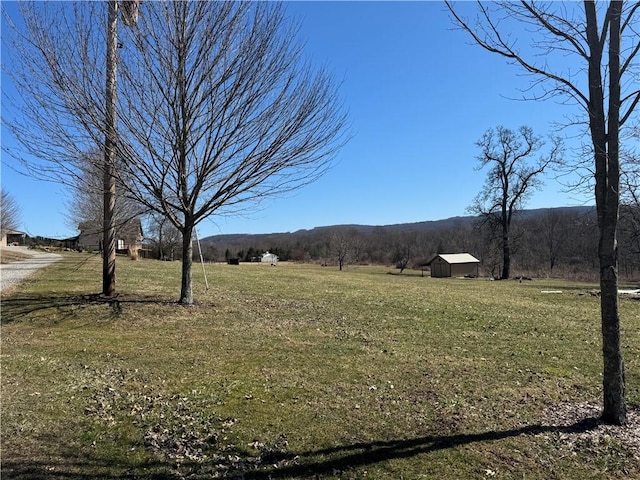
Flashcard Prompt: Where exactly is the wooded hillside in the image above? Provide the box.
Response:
[199,206,640,281]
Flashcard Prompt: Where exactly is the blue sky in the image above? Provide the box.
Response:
[1,1,593,239]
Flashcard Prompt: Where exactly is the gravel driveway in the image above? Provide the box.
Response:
[0,247,63,293]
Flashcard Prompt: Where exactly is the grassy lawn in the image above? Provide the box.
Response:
[1,252,639,479]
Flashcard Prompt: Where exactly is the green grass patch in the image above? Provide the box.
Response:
[2,253,639,479]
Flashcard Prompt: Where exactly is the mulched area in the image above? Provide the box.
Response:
[539,401,639,458]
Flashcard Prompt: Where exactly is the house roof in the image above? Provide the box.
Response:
[79,218,143,238]
[428,253,480,265]
[118,218,144,239]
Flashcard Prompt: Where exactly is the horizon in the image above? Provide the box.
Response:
[10,204,598,241]
[197,204,598,239]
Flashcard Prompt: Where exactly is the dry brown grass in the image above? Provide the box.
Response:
[0,247,34,264]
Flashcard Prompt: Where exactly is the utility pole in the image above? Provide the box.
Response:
[102,0,139,296]
[103,0,118,296]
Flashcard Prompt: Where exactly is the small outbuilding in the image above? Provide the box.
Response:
[261,251,278,264]
[2,229,27,246]
[426,253,480,278]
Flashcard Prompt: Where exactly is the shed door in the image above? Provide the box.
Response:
[432,261,448,277]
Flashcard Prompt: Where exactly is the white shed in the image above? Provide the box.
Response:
[261,251,278,264]
[427,253,480,278]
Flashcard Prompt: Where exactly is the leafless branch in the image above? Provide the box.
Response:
[1,189,22,234]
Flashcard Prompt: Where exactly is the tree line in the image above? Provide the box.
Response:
[194,205,639,281]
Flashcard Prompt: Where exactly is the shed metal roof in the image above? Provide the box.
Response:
[428,253,480,265]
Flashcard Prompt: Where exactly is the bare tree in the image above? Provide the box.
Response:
[350,231,367,265]
[534,209,572,274]
[619,152,640,275]
[146,213,181,261]
[113,2,347,303]
[447,0,640,425]
[468,126,562,279]
[330,228,355,271]
[66,150,143,246]
[3,3,107,184]
[1,189,21,235]
[391,231,417,274]
[328,228,367,269]
[3,2,348,304]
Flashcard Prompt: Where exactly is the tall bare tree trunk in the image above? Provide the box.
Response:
[103,0,118,297]
[600,217,624,424]
[585,0,625,425]
[180,225,194,305]
[501,220,510,280]
[597,0,625,425]
[445,0,636,426]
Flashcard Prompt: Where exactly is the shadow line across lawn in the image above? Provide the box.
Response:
[0,293,196,324]
[243,417,600,479]
[1,417,602,479]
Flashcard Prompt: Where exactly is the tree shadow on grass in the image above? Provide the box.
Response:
[0,293,190,325]
[1,433,169,480]
[241,417,601,479]
[1,417,602,479]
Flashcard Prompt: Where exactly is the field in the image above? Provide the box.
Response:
[1,252,639,479]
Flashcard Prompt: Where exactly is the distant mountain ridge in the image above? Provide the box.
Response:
[201,205,595,245]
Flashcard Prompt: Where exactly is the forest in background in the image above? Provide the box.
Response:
[196,206,639,281]
[23,205,639,282]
